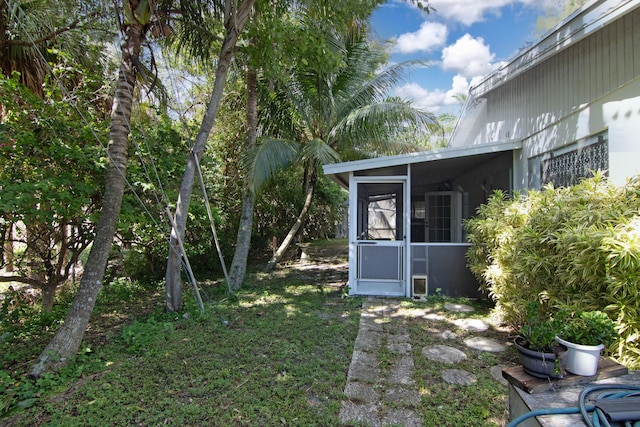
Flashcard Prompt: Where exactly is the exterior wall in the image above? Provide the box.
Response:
[449,151,513,218]
[451,2,640,190]
[410,244,483,298]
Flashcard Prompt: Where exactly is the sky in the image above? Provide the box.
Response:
[370,0,557,115]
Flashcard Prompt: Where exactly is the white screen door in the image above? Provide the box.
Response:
[351,180,405,296]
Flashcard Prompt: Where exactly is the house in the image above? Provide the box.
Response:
[323,0,640,299]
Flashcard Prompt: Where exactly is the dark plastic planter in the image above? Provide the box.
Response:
[514,336,565,379]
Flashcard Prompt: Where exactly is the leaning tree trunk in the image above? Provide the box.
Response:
[263,168,317,273]
[165,0,255,312]
[29,23,142,378]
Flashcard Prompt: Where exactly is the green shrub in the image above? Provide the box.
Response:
[465,174,640,368]
[559,311,618,347]
[518,301,566,352]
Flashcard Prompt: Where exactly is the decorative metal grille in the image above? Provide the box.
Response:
[541,139,608,187]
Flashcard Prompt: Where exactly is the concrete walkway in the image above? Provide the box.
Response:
[339,297,508,426]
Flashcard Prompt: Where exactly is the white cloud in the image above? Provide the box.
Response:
[393,22,448,54]
[430,0,541,26]
[394,82,446,112]
[444,74,470,104]
[441,34,495,78]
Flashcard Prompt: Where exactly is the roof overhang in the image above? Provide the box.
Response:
[323,140,522,189]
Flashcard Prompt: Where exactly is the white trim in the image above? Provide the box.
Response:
[412,275,428,300]
[404,164,412,298]
[349,175,408,297]
[323,140,522,176]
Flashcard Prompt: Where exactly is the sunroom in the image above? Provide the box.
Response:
[323,141,520,299]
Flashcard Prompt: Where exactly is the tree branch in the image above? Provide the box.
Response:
[0,275,42,287]
[7,18,82,47]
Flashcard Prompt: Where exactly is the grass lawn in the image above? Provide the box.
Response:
[1,240,517,426]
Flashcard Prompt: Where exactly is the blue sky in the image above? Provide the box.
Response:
[370,0,555,114]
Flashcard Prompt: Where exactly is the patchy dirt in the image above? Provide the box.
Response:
[288,240,349,288]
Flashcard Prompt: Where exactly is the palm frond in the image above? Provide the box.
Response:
[163,0,226,64]
[2,0,108,96]
[335,59,430,120]
[300,138,341,166]
[244,137,299,193]
[330,100,437,151]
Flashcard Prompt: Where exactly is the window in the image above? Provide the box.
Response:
[427,193,452,242]
[529,132,608,188]
[411,192,465,243]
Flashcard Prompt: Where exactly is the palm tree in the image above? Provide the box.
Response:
[29,0,172,377]
[0,0,105,96]
[164,0,255,311]
[256,21,437,272]
[1,1,109,305]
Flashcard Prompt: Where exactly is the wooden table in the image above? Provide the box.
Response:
[504,359,639,427]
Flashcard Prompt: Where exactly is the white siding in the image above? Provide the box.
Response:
[451,1,640,190]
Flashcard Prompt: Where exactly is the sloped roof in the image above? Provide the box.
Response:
[323,140,521,188]
[469,0,639,98]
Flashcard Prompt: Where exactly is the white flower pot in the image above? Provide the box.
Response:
[555,336,604,376]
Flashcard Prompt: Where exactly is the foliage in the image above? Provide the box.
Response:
[559,310,619,347]
[0,240,517,426]
[121,318,175,356]
[253,169,347,250]
[465,174,640,368]
[0,68,109,309]
[518,301,565,352]
[0,241,363,424]
[116,111,200,281]
[0,0,111,96]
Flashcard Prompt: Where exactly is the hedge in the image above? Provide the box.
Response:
[465,174,640,368]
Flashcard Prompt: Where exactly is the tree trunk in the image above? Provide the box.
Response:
[40,281,57,313]
[263,168,317,273]
[3,223,13,272]
[165,0,255,311]
[29,23,141,378]
[228,67,258,291]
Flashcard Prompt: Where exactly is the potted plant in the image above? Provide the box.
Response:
[514,301,566,379]
[555,310,618,376]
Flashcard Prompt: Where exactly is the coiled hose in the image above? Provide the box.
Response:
[506,384,640,427]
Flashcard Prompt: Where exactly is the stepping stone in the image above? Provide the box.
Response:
[359,315,384,332]
[444,303,475,313]
[441,330,458,340]
[463,337,508,353]
[344,381,380,403]
[454,318,489,332]
[339,401,381,427]
[421,345,467,364]
[388,356,416,385]
[490,365,510,386]
[387,342,412,355]
[353,330,383,352]
[347,350,381,382]
[381,409,422,427]
[393,307,431,318]
[424,313,446,321]
[387,333,411,344]
[442,369,477,386]
[317,311,331,320]
[384,387,421,407]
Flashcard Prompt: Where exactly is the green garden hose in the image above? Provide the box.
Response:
[506,384,640,427]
